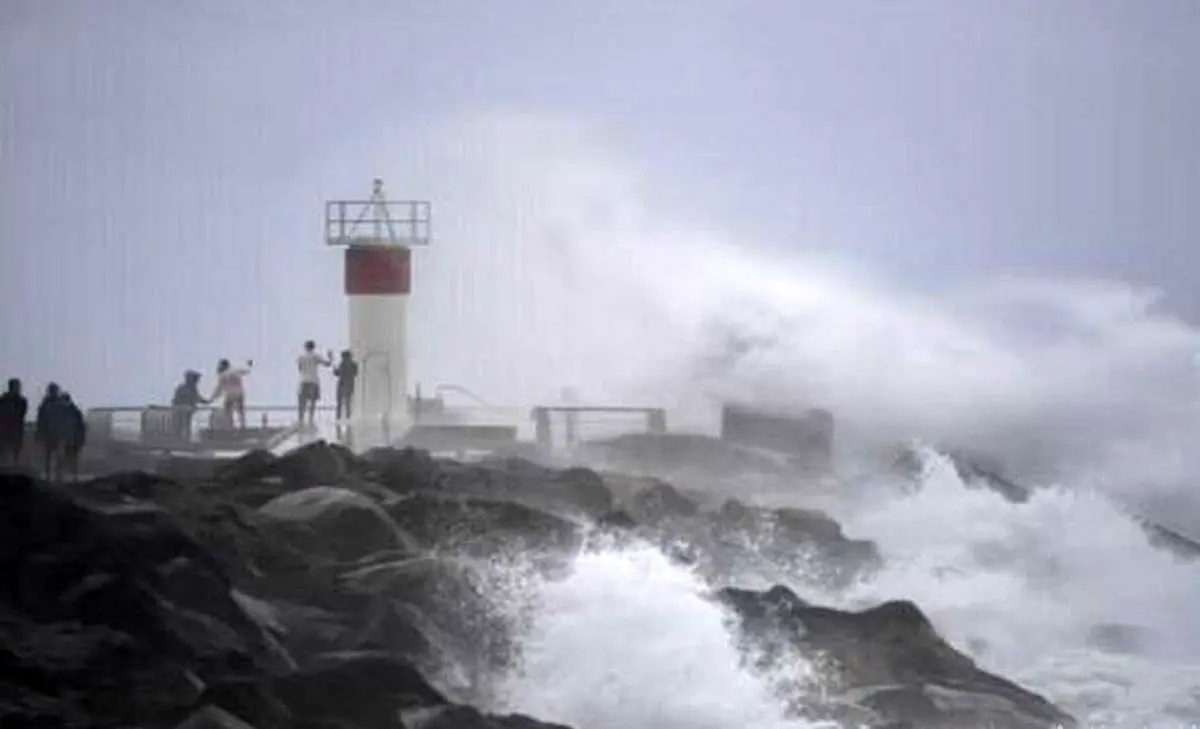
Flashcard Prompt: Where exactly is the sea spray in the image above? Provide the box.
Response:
[494,542,823,729]
[835,448,1200,725]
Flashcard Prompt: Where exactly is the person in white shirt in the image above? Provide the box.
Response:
[209,358,252,429]
[297,340,333,426]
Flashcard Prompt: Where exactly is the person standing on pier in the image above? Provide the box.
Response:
[59,392,86,480]
[35,383,73,480]
[333,350,358,423]
[171,370,208,439]
[0,378,28,466]
[297,341,333,427]
[210,359,252,429]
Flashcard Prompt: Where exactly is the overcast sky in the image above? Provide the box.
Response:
[2,0,1200,418]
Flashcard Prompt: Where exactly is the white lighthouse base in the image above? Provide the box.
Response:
[336,412,414,452]
[347,293,409,426]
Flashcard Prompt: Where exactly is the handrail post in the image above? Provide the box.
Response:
[648,408,667,435]
[533,407,551,448]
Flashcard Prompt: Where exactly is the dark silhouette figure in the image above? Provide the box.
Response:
[0,378,28,466]
[171,370,208,439]
[59,392,86,480]
[297,341,332,427]
[35,383,78,481]
[333,350,358,422]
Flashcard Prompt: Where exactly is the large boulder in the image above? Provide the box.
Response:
[0,607,206,728]
[340,556,517,697]
[405,705,577,729]
[386,493,581,557]
[361,446,445,494]
[217,441,355,494]
[269,651,447,726]
[0,475,282,675]
[719,585,1077,729]
[0,474,290,726]
[707,499,880,587]
[442,458,615,518]
[256,486,420,565]
[624,479,699,524]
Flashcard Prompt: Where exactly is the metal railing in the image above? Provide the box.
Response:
[84,402,671,453]
[85,404,338,448]
[531,406,668,449]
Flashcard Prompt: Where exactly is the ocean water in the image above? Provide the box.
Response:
[490,448,1200,728]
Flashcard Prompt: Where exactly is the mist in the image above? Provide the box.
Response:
[371,112,1200,495]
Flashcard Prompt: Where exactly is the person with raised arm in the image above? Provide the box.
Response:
[297,341,333,427]
[209,358,253,429]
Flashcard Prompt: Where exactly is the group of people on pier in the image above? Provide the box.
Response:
[0,378,87,480]
[0,341,363,476]
[170,340,360,437]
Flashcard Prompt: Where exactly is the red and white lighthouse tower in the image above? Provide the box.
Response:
[325,179,431,433]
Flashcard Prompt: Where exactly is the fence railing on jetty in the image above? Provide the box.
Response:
[83,402,670,454]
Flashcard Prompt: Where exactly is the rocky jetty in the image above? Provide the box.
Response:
[0,441,1075,729]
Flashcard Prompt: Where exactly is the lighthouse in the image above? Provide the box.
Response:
[325,179,431,439]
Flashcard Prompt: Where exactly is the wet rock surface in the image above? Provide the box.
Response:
[0,440,1076,729]
[720,585,1078,729]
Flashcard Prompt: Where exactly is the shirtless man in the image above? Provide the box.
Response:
[297,341,333,426]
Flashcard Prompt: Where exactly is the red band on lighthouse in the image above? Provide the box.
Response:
[344,246,411,296]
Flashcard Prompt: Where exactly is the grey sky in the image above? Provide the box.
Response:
[2,0,1200,416]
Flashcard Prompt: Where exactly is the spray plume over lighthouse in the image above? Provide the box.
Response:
[324,179,431,435]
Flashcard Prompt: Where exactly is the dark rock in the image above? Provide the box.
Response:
[272,441,353,486]
[719,585,1077,729]
[554,467,614,515]
[217,442,353,492]
[626,480,699,524]
[363,446,443,494]
[256,486,419,565]
[174,705,259,729]
[217,449,279,483]
[0,475,280,678]
[946,450,1030,504]
[269,651,446,727]
[257,592,430,667]
[0,472,294,729]
[596,509,638,530]
[386,493,581,557]
[0,609,206,726]
[77,470,176,501]
[201,678,291,729]
[405,705,576,729]
[340,556,516,691]
[707,499,880,586]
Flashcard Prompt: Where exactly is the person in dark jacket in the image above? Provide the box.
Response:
[171,370,208,439]
[0,378,28,466]
[58,393,86,480]
[36,383,76,481]
[333,350,358,422]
